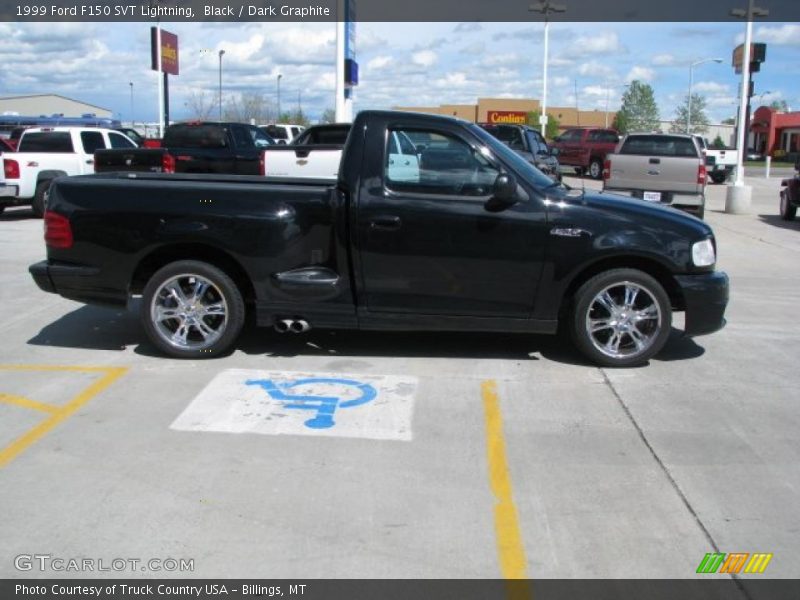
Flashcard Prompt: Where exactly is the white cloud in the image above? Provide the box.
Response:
[412,50,437,67]
[367,56,392,70]
[652,53,675,66]
[563,32,624,58]
[552,76,570,87]
[577,61,616,79]
[693,81,729,94]
[626,66,655,82]
[754,24,800,46]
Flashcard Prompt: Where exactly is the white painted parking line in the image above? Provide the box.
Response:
[171,369,418,441]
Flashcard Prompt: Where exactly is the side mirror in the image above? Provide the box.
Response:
[485,172,517,209]
[415,144,427,154]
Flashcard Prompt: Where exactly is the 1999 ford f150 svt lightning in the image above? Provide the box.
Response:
[29,111,729,367]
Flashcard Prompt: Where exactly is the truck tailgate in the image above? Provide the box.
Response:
[94,148,166,173]
[608,155,701,194]
[261,146,342,179]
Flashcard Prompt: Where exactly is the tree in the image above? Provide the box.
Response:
[319,108,336,124]
[185,90,218,120]
[222,92,276,124]
[670,93,710,134]
[722,117,736,125]
[769,99,789,112]
[615,80,660,134]
[711,135,726,149]
[525,111,559,139]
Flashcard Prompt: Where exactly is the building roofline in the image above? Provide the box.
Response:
[0,93,111,113]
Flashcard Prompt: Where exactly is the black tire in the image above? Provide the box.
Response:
[570,268,672,368]
[574,167,585,176]
[780,190,797,221]
[141,260,245,359]
[709,171,726,185]
[588,158,603,180]
[32,180,51,218]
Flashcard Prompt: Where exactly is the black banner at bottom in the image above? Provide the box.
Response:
[3,579,800,600]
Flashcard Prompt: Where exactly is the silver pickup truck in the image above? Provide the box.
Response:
[603,133,707,219]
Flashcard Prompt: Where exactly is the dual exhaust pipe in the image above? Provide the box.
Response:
[274,318,311,334]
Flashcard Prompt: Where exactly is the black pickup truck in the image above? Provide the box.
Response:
[29,110,728,367]
[93,122,275,175]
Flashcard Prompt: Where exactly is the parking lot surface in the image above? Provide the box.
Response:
[1,176,798,579]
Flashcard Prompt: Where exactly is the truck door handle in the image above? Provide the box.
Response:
[370,215,402,230]
[85,159,94,165]
[649,158,660,164]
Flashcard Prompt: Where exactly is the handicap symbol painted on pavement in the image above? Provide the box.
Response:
[245,377,378,429]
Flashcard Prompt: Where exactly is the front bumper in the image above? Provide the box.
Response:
[675,270,729,337]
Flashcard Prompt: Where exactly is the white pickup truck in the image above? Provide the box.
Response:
[693,135,738,184]
[0,127,136,216]
[261,123,420,181]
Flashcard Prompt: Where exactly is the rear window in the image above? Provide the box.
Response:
[263,125,288,140]
[163,125,229,149]
[620,135,699,158]
[18,132,74,153]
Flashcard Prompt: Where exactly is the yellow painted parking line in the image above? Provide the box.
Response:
[0,365,128,469]
[0,393,59,414]
[481,379,530,584]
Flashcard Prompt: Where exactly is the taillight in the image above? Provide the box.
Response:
[259,152,265,176]
[602,159,611,181]
[697,163,707,185]
[162,153,176,173]
[44,211,73,249]
[4,158,20,179]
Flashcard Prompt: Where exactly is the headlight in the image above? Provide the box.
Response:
[692,239,716,267]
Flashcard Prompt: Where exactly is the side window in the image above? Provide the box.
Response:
[587,130,601,142]
[108,133,136,149]
[385,128,498,197]
[397,132,416,155]
[528,132,546,154]
[230,125,253,149]
[387,133,400,155]
[249,126,273,148]
[265,125,287,141]
[80,131,106,153]
[560,129,582,142]
[17,132,74,153]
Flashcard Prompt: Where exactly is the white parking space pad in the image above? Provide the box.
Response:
[171,369,418,441]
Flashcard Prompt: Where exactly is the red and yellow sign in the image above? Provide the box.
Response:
[487,111,528,125]
[150,28,179,76]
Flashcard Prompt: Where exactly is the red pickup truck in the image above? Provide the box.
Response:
[552,127,620,179]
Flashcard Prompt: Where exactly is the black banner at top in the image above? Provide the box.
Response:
[2,0,800,22]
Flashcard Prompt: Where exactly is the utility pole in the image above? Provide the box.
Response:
[529,1,567,137]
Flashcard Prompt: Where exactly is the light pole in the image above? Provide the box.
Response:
[218,50,225,120]
[529,1,567,137]
[276,74,282,122]
[687,58,723,133]
[129,82,134,126]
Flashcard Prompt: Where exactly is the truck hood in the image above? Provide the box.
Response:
[554,188,712,238]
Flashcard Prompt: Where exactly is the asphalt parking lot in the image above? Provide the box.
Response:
[1,175,798,580]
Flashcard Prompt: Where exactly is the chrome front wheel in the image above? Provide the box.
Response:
[571,269,672,367]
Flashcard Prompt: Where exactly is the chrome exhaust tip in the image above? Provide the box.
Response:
[274,319,292,333]
[290,319,310,333]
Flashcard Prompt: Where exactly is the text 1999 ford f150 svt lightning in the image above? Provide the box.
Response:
[29,111,729,367]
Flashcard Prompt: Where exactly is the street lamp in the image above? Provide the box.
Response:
[218,49,225,120]
[687,57,723,133]
[129,82,134,127]
[276,74,282,122]
[529,1,567,137]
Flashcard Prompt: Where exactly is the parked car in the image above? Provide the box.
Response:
[93,122,275,175]
[0,126,137,216]
[259,123,306,144]
[479,123,561,181]
[779,159,800,221]
[30,110,728,367]
[261,123,420,181]
[603,133,707,219]
[552,127,620,179]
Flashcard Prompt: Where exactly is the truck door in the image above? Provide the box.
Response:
[79,130,106,174]
[355,122,547,318]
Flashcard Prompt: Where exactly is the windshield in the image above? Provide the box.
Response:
[468,123,562,190]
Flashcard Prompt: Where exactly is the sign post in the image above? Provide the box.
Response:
[151,27,179,136]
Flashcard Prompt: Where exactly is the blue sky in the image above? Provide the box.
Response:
[0,21,798,124]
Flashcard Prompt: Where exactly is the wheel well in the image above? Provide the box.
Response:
[37,171,66,185]
[131,244,256,304]
[560,256,685,317]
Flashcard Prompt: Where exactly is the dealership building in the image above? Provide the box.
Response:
[395,97,616,131]
[0,94,112,119]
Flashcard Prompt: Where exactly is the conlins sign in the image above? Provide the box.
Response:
[486,111,528,125]
[150,28,179,76]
